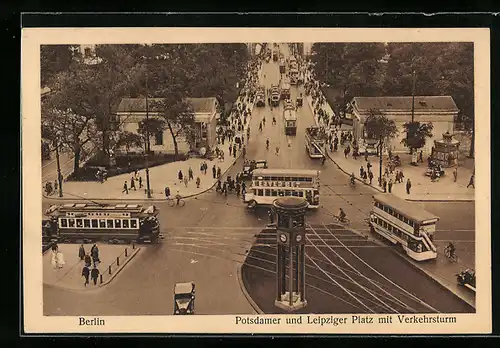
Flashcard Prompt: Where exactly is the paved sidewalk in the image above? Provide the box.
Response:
[47,62,264,202]
[305,94,475,202]
[410,239,476,308]
[43,243,141,291]
[60,156,240,201]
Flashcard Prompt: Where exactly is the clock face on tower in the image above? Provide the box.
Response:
[296,234,303,242]
[279,234,287,243]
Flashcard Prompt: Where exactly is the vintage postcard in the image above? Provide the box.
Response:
[22,27,490,334]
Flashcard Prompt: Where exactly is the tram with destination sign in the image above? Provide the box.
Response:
[244,169,320,210]
[43,203,161,243]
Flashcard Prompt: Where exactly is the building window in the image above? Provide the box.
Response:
[84,47,91,58]
[155,131,163,145]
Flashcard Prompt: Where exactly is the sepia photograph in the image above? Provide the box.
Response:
[22,27,490,334]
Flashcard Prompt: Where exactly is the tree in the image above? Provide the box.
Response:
[311,43,386,115]
[40,45,79,87]
[137,118,166,152]
[400,121,434,153]
[364,109,398,185]
[383,42,474,157]
[41,64,100,175]
[112,131,143,154]
[91,44,145,165]
[153,98,195,159]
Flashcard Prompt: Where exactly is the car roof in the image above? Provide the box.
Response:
[174,282,194,294]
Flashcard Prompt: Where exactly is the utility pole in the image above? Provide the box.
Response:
[411,70,416,123]
[378,136,383,187]
[54,137,63,197]
[145,63,152,199]
[410,70,417,163]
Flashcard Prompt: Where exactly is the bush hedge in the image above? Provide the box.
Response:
[66,152,189,182]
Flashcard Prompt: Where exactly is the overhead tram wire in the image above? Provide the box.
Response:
[306,224,400,313]
[320,222,441,313]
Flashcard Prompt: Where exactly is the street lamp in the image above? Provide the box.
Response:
[54,135,63,197]
[141,52,153,199]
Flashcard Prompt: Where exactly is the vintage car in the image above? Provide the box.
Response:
[174,281,196,315]
[240,160,268,180]
[456,269,476,292]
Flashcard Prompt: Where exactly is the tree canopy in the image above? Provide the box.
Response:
[364,109,398,143]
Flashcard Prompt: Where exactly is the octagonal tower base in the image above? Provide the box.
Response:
[275,291,308,311]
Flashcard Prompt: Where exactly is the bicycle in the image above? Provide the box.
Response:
[167,197,186,207]
[444,245,458,262]
[332,215,350,225]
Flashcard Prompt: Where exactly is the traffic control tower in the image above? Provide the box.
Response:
[273,197,308,311]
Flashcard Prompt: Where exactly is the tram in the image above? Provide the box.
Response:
[43,203,161,243]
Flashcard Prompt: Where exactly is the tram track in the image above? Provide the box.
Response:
[163,226,440,313]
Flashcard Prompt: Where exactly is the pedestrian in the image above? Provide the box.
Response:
[139,176,143,188]
[242,181,247,195]
[212,165,216,179]
[91,266,100,286]
[56,250,65,269]
[419,150,424,163]
[82,265,90,287]
[188,167,194,181]
[217,167,221,178]
[130,176,136,191]
[272,116,276,125]
[84,254,92,267]
[54,179,58,192]
[50,248,58,269]
[453,167,458,182]
[344,147,349,159]
[91,244,99,266]
[364,150,369,161]
[359,166,364,178]
[204,161,208,175]
[368,170,374,185]
[196,177,201,188]
[383,178,387,193]
[467,174,474,188]
[275,145,280,156]
[388,179,393,193]
[406,179,412,195]
[122,181,128,194]
[78,244,86,261]
[165,186,171,199]
[183,176,188,187]
[178,170,183,183]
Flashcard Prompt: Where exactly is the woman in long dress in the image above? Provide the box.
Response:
[51,249,58,269]
[56,251,65,269]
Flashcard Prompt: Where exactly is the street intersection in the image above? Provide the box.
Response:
[42,43,476,316]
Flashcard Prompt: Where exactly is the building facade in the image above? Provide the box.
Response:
[115,97,219,155]
[348,96,459,154]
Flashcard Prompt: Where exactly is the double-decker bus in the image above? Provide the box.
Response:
[244,169,320,209]
[368,194,439,261]
[43,203,161,243]
[283,108,297,135]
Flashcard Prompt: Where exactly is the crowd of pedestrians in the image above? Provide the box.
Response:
[80,244,101,287]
